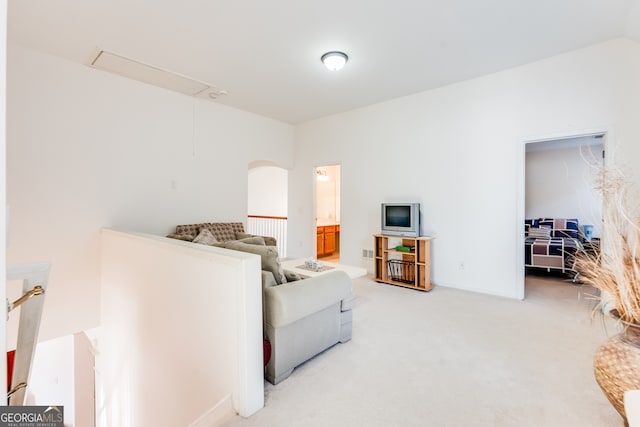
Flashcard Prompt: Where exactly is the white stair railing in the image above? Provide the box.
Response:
[247,216,287,258]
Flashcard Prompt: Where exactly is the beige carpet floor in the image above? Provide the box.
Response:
[223,274,622,426]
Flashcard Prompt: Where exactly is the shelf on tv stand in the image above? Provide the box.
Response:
[373,234,433,291]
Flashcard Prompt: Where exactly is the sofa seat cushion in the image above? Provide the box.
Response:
[224,240,287,284]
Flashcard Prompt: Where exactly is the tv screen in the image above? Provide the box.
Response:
[385,205,411,227]
[381,203,420,237]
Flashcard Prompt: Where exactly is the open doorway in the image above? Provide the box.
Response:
[315,165,340,262]
[522,134,605,295]
[247,162,288,258]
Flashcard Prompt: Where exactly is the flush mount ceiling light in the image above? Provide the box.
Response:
[321,51,348,71]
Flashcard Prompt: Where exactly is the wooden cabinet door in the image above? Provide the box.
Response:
[316,227,324,257]
[324,230,336,254]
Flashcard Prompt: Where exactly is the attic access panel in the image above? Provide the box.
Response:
[90,50,226,98]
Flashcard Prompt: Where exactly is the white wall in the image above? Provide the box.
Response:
[26,335,75,425]
[247,166,288,217]
[526,144,603,237]
[6,44,294,342]
[100,229,263,426]
[23,332,95,427]
[290,38,640,298]
[74,332,95,427]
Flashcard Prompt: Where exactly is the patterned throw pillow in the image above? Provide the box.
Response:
[193,229,219,246]
[528,227,551,239]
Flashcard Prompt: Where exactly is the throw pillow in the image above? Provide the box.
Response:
[193,229,220,246]
[224,240,287,284]
[528,227,551,239]
[284,270,302,282]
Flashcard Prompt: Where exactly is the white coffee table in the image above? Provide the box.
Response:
[281,258,367,280]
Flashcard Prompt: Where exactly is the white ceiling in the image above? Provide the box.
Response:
[8,0,640,124]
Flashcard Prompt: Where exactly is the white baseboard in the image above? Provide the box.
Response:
[188,394,236,427]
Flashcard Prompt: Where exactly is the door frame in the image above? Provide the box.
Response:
[516,127,610,299]
[313,163,341,259]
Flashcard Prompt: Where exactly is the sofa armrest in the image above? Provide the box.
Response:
[264,270,353,328]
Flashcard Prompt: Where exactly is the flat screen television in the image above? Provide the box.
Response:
[381,203,420,237]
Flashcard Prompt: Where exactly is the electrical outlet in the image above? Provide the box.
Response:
[362,249,368,258]
[368,250,374,258]
[459,261,465,270]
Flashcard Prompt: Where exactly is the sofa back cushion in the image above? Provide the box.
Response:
[175,222,245,242]
[224,240,287,285]
[236,232,277,247]
[166,233,195,242]
[235,236,267,245]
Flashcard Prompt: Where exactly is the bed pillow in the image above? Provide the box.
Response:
[528,227,551,239]
[524,219,539,236]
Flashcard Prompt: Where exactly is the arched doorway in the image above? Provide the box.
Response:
[247,162,288,257]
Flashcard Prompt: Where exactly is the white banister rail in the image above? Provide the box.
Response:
[247,215,287,258]
[6,262,50,406]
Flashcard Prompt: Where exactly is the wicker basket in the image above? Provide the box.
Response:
[387,259,415,284]
[593,320,640,424]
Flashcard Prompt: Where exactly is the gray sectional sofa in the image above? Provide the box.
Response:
[168,222,354,384]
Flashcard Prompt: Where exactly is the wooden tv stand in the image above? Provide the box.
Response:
[373,234,433,291]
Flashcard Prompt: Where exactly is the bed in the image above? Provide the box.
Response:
[525,218,584,275]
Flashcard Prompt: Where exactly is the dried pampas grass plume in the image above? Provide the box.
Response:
[574,165,640,324]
